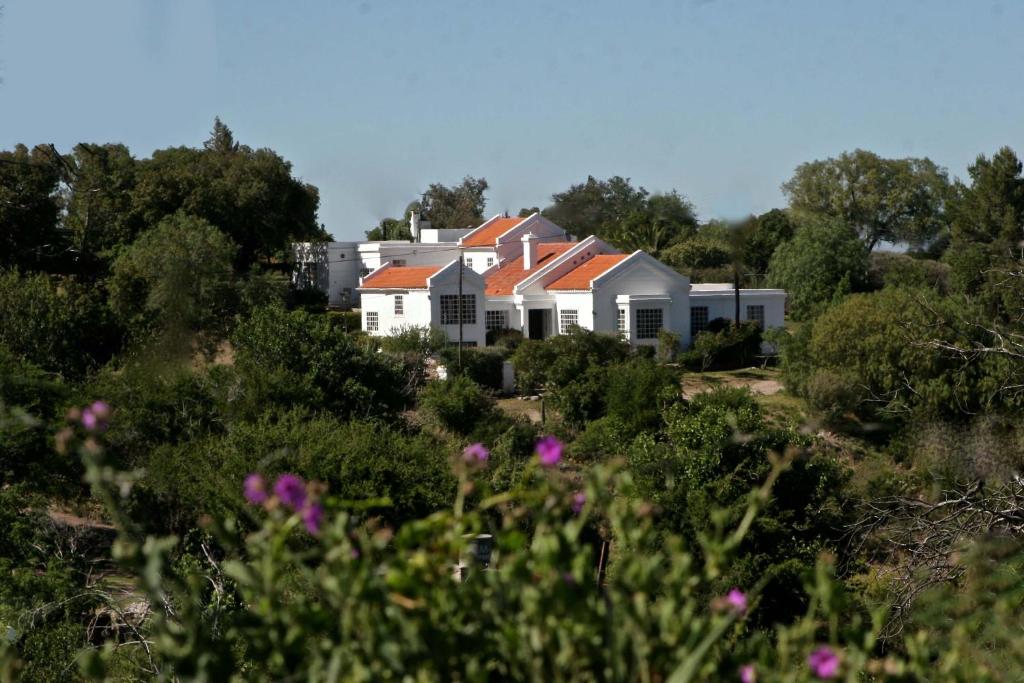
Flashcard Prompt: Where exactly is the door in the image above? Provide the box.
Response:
[527,309,549,340]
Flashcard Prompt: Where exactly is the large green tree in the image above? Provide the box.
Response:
[0,145,64,271]
[782,149,951,251]
[419,176,489,229]
[130,119,325,268]
[109,214,239,342]
[766,218,869,320]
[545,176,697,256]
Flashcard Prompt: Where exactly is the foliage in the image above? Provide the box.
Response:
[767,218,870,320]
[419,375,496,435]
[0,144,63,272]
[661,235,731,271]
[419,176,489,230]
[109,213,239,345]
[782,149,951,250]
[441,347,507,392]
[0,269,122,379]
[740,209,796,276]
[682,322,762,372]
[509,327,629,395]
[868,251,950,294]
[65,425,964,682]
[231,305,410,420]
[545,176,697,256]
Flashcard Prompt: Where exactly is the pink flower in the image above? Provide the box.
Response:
[274,474,307,510]
[808,646,840,679]
[80,401,111,433]
[725,588,748,614]
[535,436,563,467]
[301,503,324,535]
[739,664,756,683]
[462,442,490,464]
[243,473,268,505]
[571,492,586,514]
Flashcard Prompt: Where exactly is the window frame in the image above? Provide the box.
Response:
[365,311,379,332]
[635,308,663,340]
[616,308,627,337]
[485,309,508,331]
[559,309,579,334]
[440,294,476,325]
[394,294,404,316]
[690,306,709,334]
[746,304,765,330]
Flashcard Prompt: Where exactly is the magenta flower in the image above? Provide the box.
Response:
[244,473,268,505]
[535,436,563,467]
[462,442,490,464]
[808,646,840,679]
[81,408,99,431]
[89,401,111,420]
[739,664,756,683]
[274,474,307,510]
[301,503,324,535]
[725,588,748,614]
[571,491,586,514]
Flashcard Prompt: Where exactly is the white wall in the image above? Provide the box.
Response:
[293,242,360,308]
[553,292,595,333]
[593,256,691,347]
[361,289,433,336]
[688,289,787,334]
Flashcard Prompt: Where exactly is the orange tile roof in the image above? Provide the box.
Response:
[461,217,525,247]
[545,254,629,291]
[360,265,443,289]
[485,243,575,295]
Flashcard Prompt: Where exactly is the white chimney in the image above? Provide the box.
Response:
[409,211,420,242]
[522,232,538,270]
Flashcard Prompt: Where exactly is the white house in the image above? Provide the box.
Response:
[296,210,787,348]
[358,260,487,347]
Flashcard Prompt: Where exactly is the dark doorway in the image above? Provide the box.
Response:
[527,309,550,340]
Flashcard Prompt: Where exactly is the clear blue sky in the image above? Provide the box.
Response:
[2,0,1022,240]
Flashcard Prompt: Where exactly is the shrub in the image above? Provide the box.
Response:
[868,251,950,294]
[656,329,681,362]
[326,309,362,333]
[802,368,860,422]
[510,327,629,394]
[604,358,681,433]
[419,375,496,435]
[682,322,762,372]
[485,327,523,351]
[568,415,631,462]
[440,347,506,392]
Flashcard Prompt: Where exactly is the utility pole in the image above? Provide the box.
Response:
[458,255,464,371]
[733,266,741,327]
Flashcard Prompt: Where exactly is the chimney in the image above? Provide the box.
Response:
[522,232,538,270]
[409,211,420,242]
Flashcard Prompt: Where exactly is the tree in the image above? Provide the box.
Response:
[109,214,239,342]
[740,209,795,275]
[0,144,64,271]
[782,149,951,251]
[545,176,697,256]
[419,176,489,229]
[766,218,869,320]
[943,147,1024,318]
[62,143,139,276]
[131,119,325,268]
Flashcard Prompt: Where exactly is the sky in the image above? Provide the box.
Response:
[2,0,1022,240]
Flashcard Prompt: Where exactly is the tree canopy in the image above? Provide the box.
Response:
[782,149,951,251]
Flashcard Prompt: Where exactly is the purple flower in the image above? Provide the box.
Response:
[462,442,490,464]
[80,400,111,433]
[301,503,324,535]
[571,491,586,514]
[89,401,111,420]
[725,588,748,614]
[808,646,840,679]
[274,474,307,511]
[535,436,563,467]
[244,473,268,505]
[739,664,756,683]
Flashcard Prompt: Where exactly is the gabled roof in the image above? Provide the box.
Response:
[485,242,576,295]
[545,254,630,291]
[360,265,443,289]
[460,216,525,247]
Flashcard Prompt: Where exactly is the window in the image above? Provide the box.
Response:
[440,294,476,325]
[690,306,709,334]
[486,257,495,268]
[746,304,765,330]
[465,257,474,269]
[636,308,663,339]
[617,308,627,337]
[301,262,318,288]
[391,259,406,266]
[559,309,579,334]
[485,309,508,331]
[365,311,379,332]
[394,295,404,316]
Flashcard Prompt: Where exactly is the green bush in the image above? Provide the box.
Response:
[485,327,523,351]
[510,327,629,394]
[441,347,506,391]
[682,322,762,372]
[419,375,496,435]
